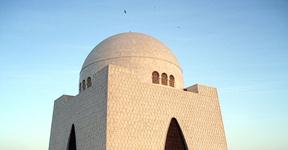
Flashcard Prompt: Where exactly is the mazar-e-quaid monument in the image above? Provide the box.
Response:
[49,32,227,150]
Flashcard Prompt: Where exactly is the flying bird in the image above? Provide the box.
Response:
[124,10,127,14]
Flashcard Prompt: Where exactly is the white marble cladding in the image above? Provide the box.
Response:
[49,64,227,150]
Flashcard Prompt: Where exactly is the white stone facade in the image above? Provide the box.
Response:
[49,32,227,150]
[49,67,108,150]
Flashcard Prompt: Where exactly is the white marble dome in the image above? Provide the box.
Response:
[80,32,184,89]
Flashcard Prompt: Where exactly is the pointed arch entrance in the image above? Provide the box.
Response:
[165,118,188,150]
[67,124,77,150]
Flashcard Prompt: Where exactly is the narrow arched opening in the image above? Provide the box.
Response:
[87,77,92,88]
[82,80,86,91]
[169,75,175,87]
[67,124,77,150]
[165,118,188,150]
[161,73,168,85]
[152,71,160,84]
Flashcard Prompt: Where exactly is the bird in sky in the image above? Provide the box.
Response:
[124,9,127,14]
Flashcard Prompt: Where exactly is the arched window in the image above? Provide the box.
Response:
[152,71,160,84]
[165,118,188,150]
[87,77,92,88]
[161,73,168,85]
[169,75,175,87]
[67,124,77,150]
[79,83,81,93]
[82,80,86,91]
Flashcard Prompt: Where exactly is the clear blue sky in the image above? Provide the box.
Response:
[0,0,287,149]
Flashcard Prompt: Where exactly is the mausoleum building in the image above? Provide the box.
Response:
[48,32,227,150]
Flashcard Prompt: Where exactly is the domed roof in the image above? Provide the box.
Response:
[81,32,180,71]
[80,32,184,89]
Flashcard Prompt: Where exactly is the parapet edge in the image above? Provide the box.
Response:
[184,84,218,97]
